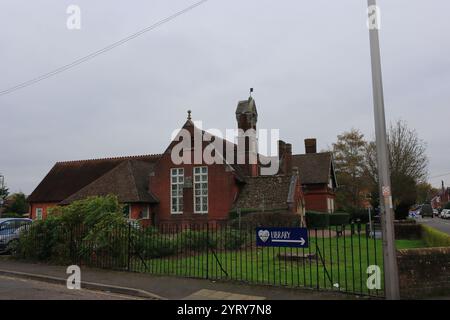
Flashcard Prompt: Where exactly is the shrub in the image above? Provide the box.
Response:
[305,211,329,229]
[229,212,302,229]
[134,227,178,258]
[16,216,71,264]
[445,202,450,210]
[395,202,411,220]
[0,212,24,218]
[329,212,350,226]
[220,229,247,250]
[180,230,217,251]
[421,224,450,247]
[16,195,128,265]
[349,209,370,223]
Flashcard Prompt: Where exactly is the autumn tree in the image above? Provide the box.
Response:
[332,129,369,210]
[365,120,428,219]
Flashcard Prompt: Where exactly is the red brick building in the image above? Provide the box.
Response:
[292,139,338,213]
[27,95,319,225]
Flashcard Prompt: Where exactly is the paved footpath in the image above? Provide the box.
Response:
[0,275,139,300]
[0,257,356,300]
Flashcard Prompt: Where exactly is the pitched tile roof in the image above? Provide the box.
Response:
[292,152,334,185]
[60,159,159,205]
[234,175,297,210]
[27,154,161,203]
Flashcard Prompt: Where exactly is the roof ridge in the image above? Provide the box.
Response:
[56,154,162,165]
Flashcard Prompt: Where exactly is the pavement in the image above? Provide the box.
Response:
[0,257,356,300]
[418,217,450,235]
[0,274,140,300]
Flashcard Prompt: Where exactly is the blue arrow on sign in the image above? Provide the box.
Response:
[256,227,308,248]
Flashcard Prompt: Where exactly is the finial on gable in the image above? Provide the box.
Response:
[249,87,254,98]
[187,110,192,120]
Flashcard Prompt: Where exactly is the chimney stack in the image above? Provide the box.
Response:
[285,143,293,174]
[305,138,317,154]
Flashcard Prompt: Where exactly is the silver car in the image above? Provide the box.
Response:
[0,218,32,254]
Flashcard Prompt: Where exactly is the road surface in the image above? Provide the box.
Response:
[419,217,450,235]
[0,275,138,300]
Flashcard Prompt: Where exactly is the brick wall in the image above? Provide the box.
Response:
[29,202,58,220]
[304,184,335,213]
[149,149,239,225]
[397,247,450,299]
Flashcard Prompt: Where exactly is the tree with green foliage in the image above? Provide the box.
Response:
[4,192,28,215]
[416,182,436,204]
[332,129,370,211]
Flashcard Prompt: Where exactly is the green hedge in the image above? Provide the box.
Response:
[329,212,350,226]
[305,211,329,229]
[421,224,450,247]
[228,208,286,220]
[349,209,370,224]
[445,202,450,210]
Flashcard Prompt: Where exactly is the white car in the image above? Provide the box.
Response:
[440,209,450,219]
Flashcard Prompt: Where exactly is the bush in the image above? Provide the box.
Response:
[349,209,370,223]
[229,212,302,229]
[445,202,450,210]
[395,202,411,220]
[16,195,128,265]
[421,224,450,247]
[220,229,247,250]
[0,212,24,218]
[305,211,329,229]
[180,230,217,251]
[329,212,350,226]
[17,216,72,264]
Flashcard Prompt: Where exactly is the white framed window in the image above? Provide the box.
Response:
[141,205,150,219]
[193,167,208,214]
[327,198,335,213]
[36,208,43,220]
[171,168,184,214]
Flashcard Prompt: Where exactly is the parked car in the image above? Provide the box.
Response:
[418,204,434,218]
[441,209,450,219]
[0,218,32,254]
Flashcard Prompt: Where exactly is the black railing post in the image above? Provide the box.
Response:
[206,223,209,280]
[127,223,132,272]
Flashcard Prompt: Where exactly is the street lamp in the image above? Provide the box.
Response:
[367,0,400,299]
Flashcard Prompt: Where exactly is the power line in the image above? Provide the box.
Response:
[429,172,450,179]
[0,0,209,97]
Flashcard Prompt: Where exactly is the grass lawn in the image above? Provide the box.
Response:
[131,231,386,296]
[395,239,428,249]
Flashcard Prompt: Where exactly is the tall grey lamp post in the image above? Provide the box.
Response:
[367,0,400,299]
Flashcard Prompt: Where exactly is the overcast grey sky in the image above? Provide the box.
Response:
[1,0,449,194]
